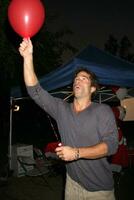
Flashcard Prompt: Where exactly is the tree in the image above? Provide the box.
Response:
[119,35,132,60]
[104,34,134,63]
[104,34,119,56]
[33,27,77,77]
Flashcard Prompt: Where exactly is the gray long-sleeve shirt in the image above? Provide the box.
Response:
[27,83,118,191]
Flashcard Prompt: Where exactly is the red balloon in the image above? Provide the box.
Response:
[8,0,45,38]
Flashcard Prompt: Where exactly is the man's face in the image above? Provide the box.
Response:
[73,71,96,99]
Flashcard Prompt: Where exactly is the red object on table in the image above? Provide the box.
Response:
[44,142,60,153]
[111,128,129,168]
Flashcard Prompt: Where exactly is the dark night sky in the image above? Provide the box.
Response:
[44,0,134,50]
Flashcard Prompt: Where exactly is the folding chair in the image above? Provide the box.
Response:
[17,148,54,189]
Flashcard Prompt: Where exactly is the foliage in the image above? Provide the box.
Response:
[104,34,134,62]
[33,27,77,77]
[104,34,119,56]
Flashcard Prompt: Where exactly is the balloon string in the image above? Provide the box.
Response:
[47,115,60,141]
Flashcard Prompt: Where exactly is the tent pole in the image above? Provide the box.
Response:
[99,93,102,104]
[9,97,13,170]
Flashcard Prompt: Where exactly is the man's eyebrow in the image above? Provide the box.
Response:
[75,74,90,78]
[76,75,90,79]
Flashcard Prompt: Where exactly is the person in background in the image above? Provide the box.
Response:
[19,38,118,200]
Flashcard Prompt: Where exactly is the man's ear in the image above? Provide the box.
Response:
[91,86,96,94]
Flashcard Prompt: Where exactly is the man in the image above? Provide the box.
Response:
[19,38,118,200]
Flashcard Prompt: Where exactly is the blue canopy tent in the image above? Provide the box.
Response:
[11,45,134,98]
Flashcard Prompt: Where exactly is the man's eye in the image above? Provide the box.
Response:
[82,77,87,81]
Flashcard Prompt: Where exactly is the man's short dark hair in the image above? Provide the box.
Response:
[73,67,99,90]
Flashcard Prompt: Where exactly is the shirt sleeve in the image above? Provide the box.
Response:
[97,104,118,156]
[26,83,62,120]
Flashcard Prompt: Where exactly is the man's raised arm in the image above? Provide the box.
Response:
[19,38,38,86]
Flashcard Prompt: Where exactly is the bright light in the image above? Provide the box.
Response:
[14,105,20,112]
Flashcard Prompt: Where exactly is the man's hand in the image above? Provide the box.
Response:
[19,38,33,58]
[55,146,78,161]
[19,38,38,86]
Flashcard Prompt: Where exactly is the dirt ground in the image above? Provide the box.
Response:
[0,171,65,200]
[0,166,134,200]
